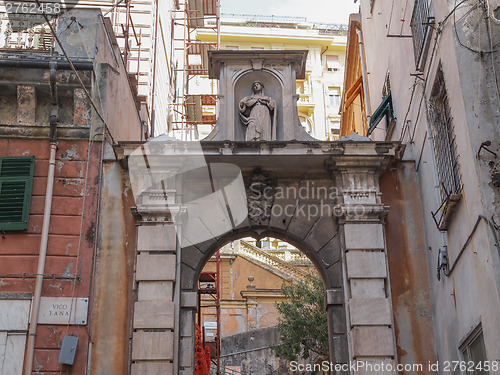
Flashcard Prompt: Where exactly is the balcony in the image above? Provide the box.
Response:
[297,93,315,116]
[0,11,56,51]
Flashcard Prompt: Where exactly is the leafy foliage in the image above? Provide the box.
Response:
[274,273,329,362]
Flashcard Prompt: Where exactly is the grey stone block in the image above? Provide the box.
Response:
[344,223,384,250]
[137,225,177,251]
[132,331,174,360]
[180,309,194,337]
[182,246,204,270]
[349,298,392,326]
[350,279,386,298]
[326,289,343,305]
[331,335,349,364]
[287,209,319,239]
[181,291,198,308]
[133,301,175,329]
[136,254,176,281]
[324,261,343,288]
[328,305,347,334]
[131,362,173,375]
[179,337,194,367]
[317,239,341,269]
[305,216,338,251]
[138,281,173,301]
[346,251,387,279]
[351,327,395,357]
[180,264,196,290]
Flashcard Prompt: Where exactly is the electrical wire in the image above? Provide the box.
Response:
[35,0,111,133]
[453,0,497,54]
[399,0,469,144]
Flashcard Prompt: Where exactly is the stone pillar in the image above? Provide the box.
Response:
[131,223,177,375]
[330,143,398,374]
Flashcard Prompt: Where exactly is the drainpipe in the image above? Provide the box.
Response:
[356,28,371,131]
[24,62,59,375]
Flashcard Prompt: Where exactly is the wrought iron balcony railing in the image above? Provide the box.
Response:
[410,0,435,71]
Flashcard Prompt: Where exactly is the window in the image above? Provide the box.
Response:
[0,294,32,375]
[329,95,341,107]
[0,156,35,231]
[460,327,490,375]
[410,0,435,71]
[367,72,394,137]
[382,70,391,99]
[326,55,341,72]
[429,65,462,231]
[429,66,461,200]
[328,87,341,107]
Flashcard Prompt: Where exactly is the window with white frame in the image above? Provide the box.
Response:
[328,87,341,107]
[326,55,341,72]
[460,326,490,375]
[0,294,32,375]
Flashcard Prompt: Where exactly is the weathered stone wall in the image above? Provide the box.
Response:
[220,326,288,375]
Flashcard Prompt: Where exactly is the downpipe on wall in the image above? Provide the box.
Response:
[24,61,59,375]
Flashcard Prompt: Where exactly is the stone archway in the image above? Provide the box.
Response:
[123,138,400,375]
[180,223,345,369]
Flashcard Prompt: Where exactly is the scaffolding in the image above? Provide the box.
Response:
[198,250,221,373]
[171,0,220,140]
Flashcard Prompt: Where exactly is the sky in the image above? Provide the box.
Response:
[220,0,360,25]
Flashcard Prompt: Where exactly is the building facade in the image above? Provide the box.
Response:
[0,8,143,374]
[343,0,500,370]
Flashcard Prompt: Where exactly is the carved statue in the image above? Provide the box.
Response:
[239,81,277,141]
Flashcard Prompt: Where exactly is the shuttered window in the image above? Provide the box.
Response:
[0,156,35,231]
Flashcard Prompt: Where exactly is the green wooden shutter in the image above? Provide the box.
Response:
[0,156,35,231]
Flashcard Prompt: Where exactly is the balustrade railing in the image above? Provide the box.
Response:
[0,10,56,51]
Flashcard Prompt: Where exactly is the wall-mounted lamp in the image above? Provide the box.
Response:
[437,247,449,281]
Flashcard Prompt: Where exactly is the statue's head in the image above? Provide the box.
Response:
[252,81,264,94]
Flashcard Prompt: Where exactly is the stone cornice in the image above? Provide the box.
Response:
[240,289,283,299]
[208,50,308,79]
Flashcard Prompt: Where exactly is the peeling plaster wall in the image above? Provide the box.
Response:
[380,162,437,373]
[90,160,136,375]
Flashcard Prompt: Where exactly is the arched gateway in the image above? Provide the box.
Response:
[105,51,401,374]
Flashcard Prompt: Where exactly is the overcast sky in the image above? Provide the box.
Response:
[220,0,360,25]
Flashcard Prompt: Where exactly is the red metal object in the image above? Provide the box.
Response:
[197,250,220,373]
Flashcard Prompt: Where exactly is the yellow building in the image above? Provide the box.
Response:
[187,14,348,140]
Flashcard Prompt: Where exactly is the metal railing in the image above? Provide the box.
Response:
[410,0,434,70]
[237,241,310,281]
[0,11,56,50]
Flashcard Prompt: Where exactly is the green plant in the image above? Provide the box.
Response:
[274,273,329,362]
